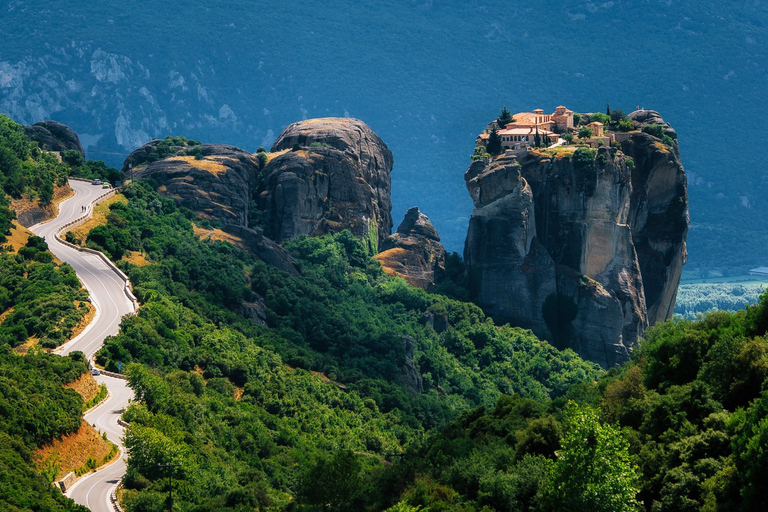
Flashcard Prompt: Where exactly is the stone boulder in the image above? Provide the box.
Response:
[130,144,259,227]
[464,123,688,368]
[376,207,447,290]
[24,121,85,156]
[257,118,393,249]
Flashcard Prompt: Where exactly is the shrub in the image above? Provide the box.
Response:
[641,123,665,138]
[617,118,634,132]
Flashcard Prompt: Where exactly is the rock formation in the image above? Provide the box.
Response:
[24,121,85,157]
[129,143,259,227]
[464,111,687,367]
[376,207,446,289]
[257,118,393,250]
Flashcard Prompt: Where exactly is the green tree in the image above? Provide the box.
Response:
[487,127,503,156]
[562,132,574,144]
[497,106,514,127]
[617,118,634,132]
[542,402,640,512]
[38,180,54,206]
[471,145,490,161]
[610,109,626,123]
[297,449,363,510]
[578,126,593,139]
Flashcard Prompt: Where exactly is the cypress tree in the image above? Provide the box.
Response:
[487,127,503,155]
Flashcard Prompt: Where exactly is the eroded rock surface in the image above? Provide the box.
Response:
[464,112,687,367]
[376,207,446,289]
[24,121,85,156]
[130,143,259,227]
[257,118,393,250]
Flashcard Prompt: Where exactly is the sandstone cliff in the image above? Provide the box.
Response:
[257,118,393,251]
[464,111,687,367]
[376,207,446,289]
[24,121,85,157]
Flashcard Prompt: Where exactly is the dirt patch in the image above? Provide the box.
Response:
[0,307,12,326]
[122,251,151,267]
[52,184,74,206]
[13,337,39,355]
[193,224,250,252]
[68,301,95,341]
[5,221,34,252]
[64,373,100,403]
[67,193,127,244]
[168,155,229,176]
[375,247,409,277]
[265,148,290,164]
[34,420,117,480]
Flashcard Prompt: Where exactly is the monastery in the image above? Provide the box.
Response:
[477,106,574,150]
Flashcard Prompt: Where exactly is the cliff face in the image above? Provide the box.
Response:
[464,111,687,367]
[376,207,446,289]
[257,118,393,250]
[130,143,259,227]
[624,110,689,325]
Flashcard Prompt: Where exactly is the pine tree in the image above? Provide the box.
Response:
[534,126,541,148]
[606,104,611,116]
[497,106,514,127]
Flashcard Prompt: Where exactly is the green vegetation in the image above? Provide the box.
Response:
[572,147,596,173]
[641,123,675,146]
[471,145,490,161]
[143,135,202,166]
[83,181,600,509]
[0,235,91,349]
[577,126,593,139]
[364,294,768,510]
[0,348,89,512]
[0,114,69,204]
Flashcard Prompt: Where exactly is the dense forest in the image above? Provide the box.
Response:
[84,181,600,509]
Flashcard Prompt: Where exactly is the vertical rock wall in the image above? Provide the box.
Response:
[464,112,688,367]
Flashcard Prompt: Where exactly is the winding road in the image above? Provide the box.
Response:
[31,180,137,512]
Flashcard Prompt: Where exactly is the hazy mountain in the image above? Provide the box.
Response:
[1,0,766,269]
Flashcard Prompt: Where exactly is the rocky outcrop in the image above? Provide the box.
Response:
[257,118,393,250]
[398,336,423,395]
[376,207,446,289]
[130,144,259,227]
[464,113,687,367]
[24,121,85,157]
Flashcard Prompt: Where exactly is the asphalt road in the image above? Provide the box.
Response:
[31,180,137,512]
